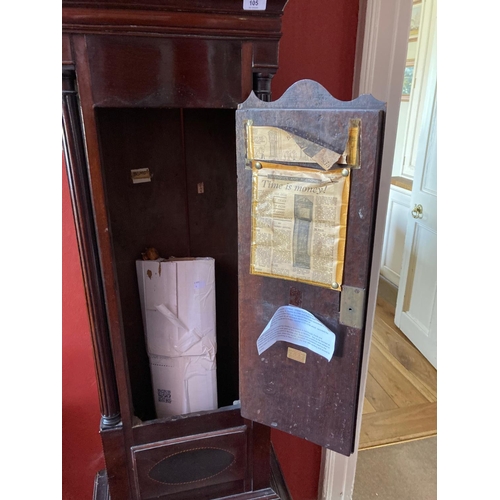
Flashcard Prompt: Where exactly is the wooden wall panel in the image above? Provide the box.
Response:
[183,109,240,407]
[96,108,188,421]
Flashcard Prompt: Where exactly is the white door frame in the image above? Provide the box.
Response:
[318,1,413,498]
[395,31,437,368]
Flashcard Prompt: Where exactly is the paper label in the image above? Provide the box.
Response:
[243,0,267,11]
[131,168,151,183]
[257,305,336,361]
[287,347,307,363]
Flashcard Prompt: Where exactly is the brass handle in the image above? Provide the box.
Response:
[411,204,423,219]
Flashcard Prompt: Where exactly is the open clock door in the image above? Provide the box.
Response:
[236,80,385,457]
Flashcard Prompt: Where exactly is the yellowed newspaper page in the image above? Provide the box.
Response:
[250,163,350,289]
[247,125,342,170]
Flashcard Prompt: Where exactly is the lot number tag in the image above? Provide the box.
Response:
[243,0,267,10]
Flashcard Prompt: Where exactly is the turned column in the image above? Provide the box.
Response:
[253,72,275,102]
[62,70,121,429]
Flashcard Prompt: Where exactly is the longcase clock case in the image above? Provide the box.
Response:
[62,2,385,499]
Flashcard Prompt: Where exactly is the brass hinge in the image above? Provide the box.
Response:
[339,286,366,329]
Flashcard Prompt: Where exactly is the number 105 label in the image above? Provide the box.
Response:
[243,0,267,10]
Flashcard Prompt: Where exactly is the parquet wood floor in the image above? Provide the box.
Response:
[359,296,437,450]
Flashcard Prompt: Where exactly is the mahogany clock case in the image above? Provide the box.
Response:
[62,2,385,499]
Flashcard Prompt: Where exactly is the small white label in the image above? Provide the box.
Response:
[131,168,151,184]
[197,182,205,194]
[243,0,267,11]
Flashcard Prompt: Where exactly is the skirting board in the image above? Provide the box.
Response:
[378,275,398,307]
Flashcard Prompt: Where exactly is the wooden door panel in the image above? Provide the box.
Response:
[131,426,249,498]
[236,80,385,456]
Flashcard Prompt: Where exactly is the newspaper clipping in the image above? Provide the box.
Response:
[246,125,344,170]
[250,163,350,289]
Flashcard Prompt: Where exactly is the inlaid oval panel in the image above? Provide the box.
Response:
[148,447,235,484]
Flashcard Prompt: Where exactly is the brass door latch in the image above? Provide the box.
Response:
[411,204,423,219]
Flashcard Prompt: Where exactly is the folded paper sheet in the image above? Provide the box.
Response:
[246,125,343,170]
[257,305,336,361]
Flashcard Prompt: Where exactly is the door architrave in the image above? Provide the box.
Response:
[318,1,413,497]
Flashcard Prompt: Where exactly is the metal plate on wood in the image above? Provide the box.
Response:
[340,286,366,329]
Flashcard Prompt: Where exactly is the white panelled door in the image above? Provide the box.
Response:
[380,185,411,287]
[395,34,437,368]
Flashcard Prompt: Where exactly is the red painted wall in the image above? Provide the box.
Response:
[62,156,105,499]
[271,2,359,498]
[61,2,359,499]
[273,0,359,102]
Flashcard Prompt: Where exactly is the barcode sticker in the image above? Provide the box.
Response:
[243,0,267,11]
[158,389,172,404]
